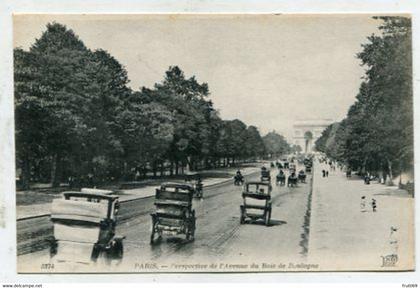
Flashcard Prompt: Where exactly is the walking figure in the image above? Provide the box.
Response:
[371,198,377,212]
[360,196,367,212]
[326,170,329,177]
[389,226,398,256]
[322,170,326,177]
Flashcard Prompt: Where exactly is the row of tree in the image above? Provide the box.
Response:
[315,17,413,184]
[15,23,291,189]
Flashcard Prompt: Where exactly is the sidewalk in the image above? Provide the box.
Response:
[17,166,260,219]
[307,161,414,271]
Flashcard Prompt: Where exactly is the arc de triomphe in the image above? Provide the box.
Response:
[292,119,333,153]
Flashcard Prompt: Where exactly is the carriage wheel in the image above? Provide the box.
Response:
[186,211,196,241]
[110,239,124,260]
[105,239,124,265]
[115,240,124,260]
[150,217,158,245]
[150,229,156,244]
[186,223,195,241]
[240,206,245,224]
[48,238,58,258]
[265,208,272,227]
[91,245,101,262]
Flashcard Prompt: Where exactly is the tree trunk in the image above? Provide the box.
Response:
[152,162,157,177]
[187,156,192,172]
[169,161,174,176]
[386,159,394,186]
[159,162,164,177]
[51,153,62,188]
[20,157,31,190]
[123,162,128,180]
[378,170,384,184]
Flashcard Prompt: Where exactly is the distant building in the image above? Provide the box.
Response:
[293,119,333,153]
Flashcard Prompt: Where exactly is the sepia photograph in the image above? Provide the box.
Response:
[12,13,414,273]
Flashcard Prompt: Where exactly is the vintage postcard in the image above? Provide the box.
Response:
[13,14,414,273]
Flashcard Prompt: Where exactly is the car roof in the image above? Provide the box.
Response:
[245,181,271,186]
[63,191,119,201]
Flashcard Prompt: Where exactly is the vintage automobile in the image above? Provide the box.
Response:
[49,191,124,265]
[240,182,272,226]
[260,168,271,182]
[150,183,196,244]
[287,172,298,187]
[275,170,286,186]
[304,158,313,173]
[298,170,307,183]
[184,172,203,198]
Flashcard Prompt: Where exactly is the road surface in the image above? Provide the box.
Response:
[18,168,313,273]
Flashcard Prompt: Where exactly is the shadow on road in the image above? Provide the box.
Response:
[268,219,287,227]
[242,219,287,227]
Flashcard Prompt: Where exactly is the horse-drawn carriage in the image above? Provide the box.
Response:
[304,158,313,173]
[240,182,272,226]
[184,172,203,198]
[276,170,286,186]
[49,191,125,265]
[150,183,196,244]
[260,167,271,182]
[287,172,298,187]
[298,170,307,183]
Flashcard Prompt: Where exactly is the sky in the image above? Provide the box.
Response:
[13,14,380,140]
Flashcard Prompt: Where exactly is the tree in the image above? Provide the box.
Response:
[15,22,132,186]
[316,16,413,184]
[15,22,271,188]
[314,124,334,153]
[262,131,290,158]
[15,23,95,187]
[244,126,265,160]
[151,66,213,171]
[355,16,412,183]
[117,96,174,178]
[14,48,49,188]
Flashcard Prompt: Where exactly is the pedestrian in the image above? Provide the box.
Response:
[68,176,74,189]
[371,198,377,212]
[326,170,329,177]
[364,174,370,185]
[322,169,326,177]
[360,196,367,212]
[389,226,398,256]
